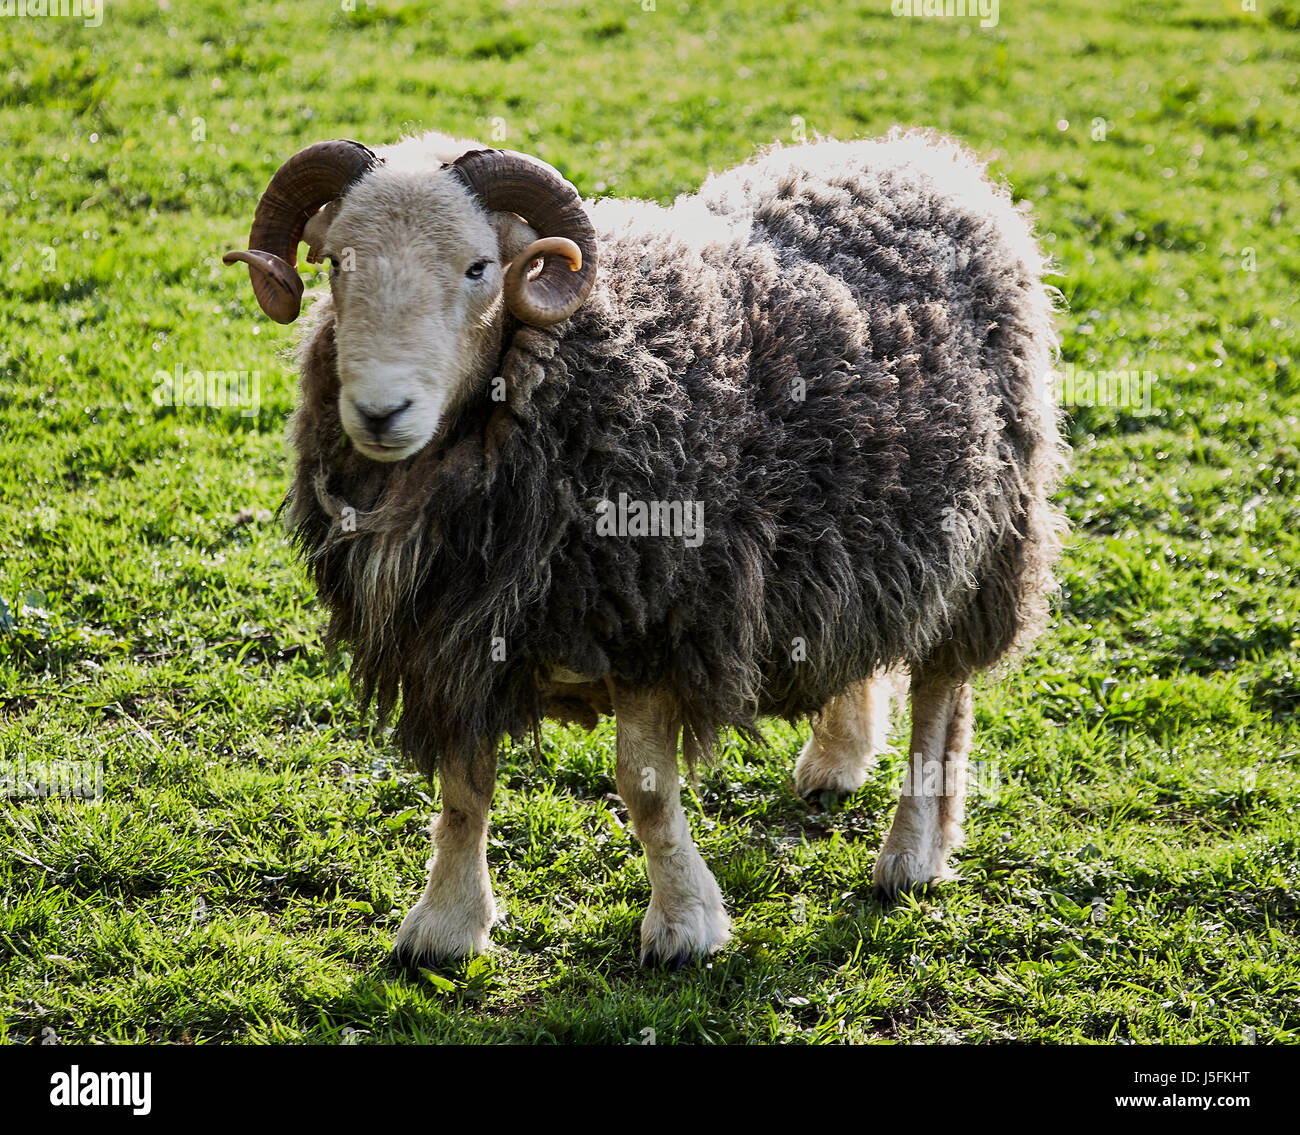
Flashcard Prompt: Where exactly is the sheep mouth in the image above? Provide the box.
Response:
[351,437,425,463]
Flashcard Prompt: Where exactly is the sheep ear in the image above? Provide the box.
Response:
[302,201,342,264]
[491,211,540,265]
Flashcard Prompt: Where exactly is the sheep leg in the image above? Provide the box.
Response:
[794,673,900,803]
[873,674,973,898]
[392,749,498,966]
[613,686,731,966]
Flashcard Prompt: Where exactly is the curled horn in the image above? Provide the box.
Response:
[223,139,379,324]
[449,149,597,327]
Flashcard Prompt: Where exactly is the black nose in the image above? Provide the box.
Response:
[355,398,412,435]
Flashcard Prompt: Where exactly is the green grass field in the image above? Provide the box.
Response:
[1,0,1297,1044]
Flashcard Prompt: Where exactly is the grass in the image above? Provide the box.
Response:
[1,0,1298,1045]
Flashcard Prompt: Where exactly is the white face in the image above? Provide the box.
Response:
[313,172,518,463]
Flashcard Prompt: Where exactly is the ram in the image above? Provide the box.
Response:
[224,129,1065,967]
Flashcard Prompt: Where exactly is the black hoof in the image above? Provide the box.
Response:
[801,787,852,812]
[641,949,701,971]
[386,947,416,973]
[387,944,434,975]
[872,880,929,905]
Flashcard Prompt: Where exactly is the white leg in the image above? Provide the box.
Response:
[794,673,900,799]
[613,685,730,965]
[393,749,497,965]
[874,674,973,897]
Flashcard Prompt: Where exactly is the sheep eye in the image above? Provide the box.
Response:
[327,255,341,273]
[465,259,490,280]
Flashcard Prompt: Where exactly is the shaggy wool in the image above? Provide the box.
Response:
[285,130,1066,779]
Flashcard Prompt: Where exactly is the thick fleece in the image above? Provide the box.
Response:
[286,130,1065,779]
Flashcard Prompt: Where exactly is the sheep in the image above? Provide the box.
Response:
[223,128,1066,967]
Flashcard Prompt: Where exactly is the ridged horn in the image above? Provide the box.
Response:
[223,139,379,324]
[449,149,597,327]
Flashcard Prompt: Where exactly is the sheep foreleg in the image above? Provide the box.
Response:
[392,748,498,966]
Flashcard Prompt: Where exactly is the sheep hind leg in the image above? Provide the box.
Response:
[873,672,973,899]
[391,747,498,967]
[612,685,730,967]
[794,672,900,806]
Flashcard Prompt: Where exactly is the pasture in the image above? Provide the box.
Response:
[1,0,1297,1044]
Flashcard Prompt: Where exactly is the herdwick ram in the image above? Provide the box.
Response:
[224,129,1065,967]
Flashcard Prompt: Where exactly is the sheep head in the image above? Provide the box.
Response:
[224,140,598,463]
